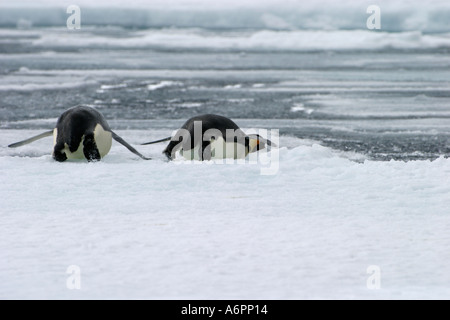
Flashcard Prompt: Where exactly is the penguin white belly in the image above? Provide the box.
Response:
[179,137,247,160]
[180,145,202,160]
[93,124,112,157]
[210,136,247,159]
[52,125,112,160]
[53,128,57,146]
[64,141,85,159]
[52,128,82,159]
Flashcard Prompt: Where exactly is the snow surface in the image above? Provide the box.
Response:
[5,28,450,51]
[1,130,449,299]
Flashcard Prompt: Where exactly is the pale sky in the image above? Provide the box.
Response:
[1,0,448,9]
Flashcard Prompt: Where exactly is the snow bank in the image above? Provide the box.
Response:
[1,130,449,299]
[20,28,450,51]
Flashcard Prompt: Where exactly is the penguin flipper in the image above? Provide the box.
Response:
[141,136,172,145]
[111,132,152,160]
[8,130,54,148]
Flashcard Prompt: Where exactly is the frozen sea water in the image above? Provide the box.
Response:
[0,132,449,299]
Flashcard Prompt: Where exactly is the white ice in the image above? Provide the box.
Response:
[1,130,449,299]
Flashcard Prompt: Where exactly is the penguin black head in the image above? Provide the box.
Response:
[245,135,262,154]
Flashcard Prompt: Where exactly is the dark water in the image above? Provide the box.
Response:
[1,27,449,160]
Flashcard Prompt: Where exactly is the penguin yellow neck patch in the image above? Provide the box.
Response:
[248,138,260,154]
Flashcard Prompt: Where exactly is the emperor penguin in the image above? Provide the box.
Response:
[141,114,274,161]
[8,105,150,161]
